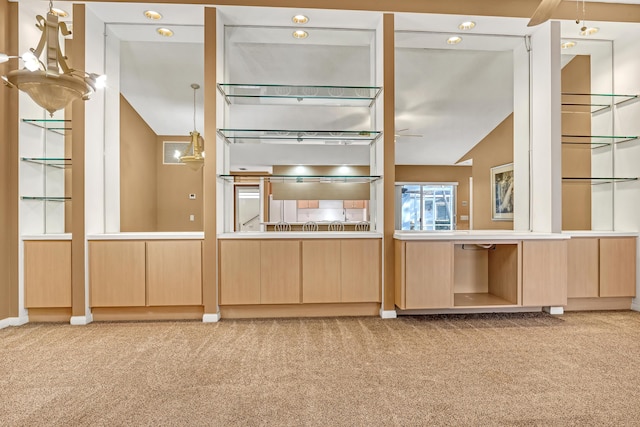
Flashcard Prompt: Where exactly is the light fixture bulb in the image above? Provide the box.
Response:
[144,10,162,20]
[458,21,476,30]
[21,51,40,71]
[0,53,9,64]
[580,27,599,36]
[293,30,308,39]
[447,36,462,45]
[292,15,309,24]
[157,27,174,37]
[95,74,107,89]
[561,41,577,49]
[50,8,68,18]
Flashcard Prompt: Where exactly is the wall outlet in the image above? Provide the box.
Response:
[189,193,196,199]
[189,214,195,221]
[460,215,469,221]
[461,201,468,207]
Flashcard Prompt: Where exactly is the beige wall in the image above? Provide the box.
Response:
[459,114,514,230]
[120,95,158,232]
[561,55,592,230]
[0,0,18,319]
[156,135,204,231]
[395,165,472,230]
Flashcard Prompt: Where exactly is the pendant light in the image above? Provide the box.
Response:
[0,1,105,116]
[179,83,205,171]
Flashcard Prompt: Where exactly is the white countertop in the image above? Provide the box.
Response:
[218,232,383,239]
[22,233,72,241]
[562,231,639,238]
[87,232,204,240]
[394,230,570,241]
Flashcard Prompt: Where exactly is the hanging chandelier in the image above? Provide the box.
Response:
[179,83,205,171]
[0,1,105,116]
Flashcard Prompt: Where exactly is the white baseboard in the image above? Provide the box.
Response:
[0,315,29,330]
[379,309,397,319]
[544,306,564,315]
[203,312,221,323]
[70,314,93,326]
[631,302,640,312]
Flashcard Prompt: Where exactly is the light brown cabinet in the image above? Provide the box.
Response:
[396,241,454,309]
[297,200,319,209]
[90,240,203,307]
[567,238,599,298]
[147,241,202,306]
[343,200,366,209]
[599,237,636,297]
[24,240,72,308]
[567,236,636,299]
[90,241,146,307]
[219,239,301,305]
[219,238,381,306]
[522,240,568,306]
[302,240,341,303]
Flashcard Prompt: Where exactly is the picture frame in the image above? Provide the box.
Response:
[491,163,514,221]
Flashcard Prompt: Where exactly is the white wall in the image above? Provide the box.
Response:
[612,31,640,309]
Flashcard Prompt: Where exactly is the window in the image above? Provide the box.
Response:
[395,183,457,231]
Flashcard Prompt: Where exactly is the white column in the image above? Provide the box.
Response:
[530,21,562,233]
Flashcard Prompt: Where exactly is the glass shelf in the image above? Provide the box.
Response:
[217,84,382,107]
[21,119,71,136]
[562,177,638,185]
[21,157,72,168]
[217,129,382,145]
[561,93,639,114]
[21,196,71,202]
[561,135,638,148]
[218,174,381,183]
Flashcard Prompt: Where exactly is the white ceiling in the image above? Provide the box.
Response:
[19,1,640,167]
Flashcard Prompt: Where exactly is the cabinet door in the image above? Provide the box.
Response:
[567,238,599,298]
[353,200,365,209]
[146,241,202,306]
[261,240,300,304]
[219,240,261,305]
[405,241,453,309]
[343,200,353,209]
[522,240,567,306]
[341,239,380,302]
[90,241,146,307]
[297,200,309,209]
[24,241,71,308]
[308,200,319,209]
[302,240,341,303]
[600,237,636,297]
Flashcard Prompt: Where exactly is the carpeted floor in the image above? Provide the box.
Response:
[1,311,640,426]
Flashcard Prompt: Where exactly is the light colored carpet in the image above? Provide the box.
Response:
[1,311,640,426]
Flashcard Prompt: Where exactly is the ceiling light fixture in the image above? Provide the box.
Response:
[156,27,174,37]
[179,83,205,171]
[458,21,476,30]
[0,1,104,116]
[144,10,162,20]
[292,15,309,24]
[447,36,462,45]
[50,7,68,17]
[580,27,599,36]
[561,41,577,49]
[293,30,308,39]
[575,0,598,36]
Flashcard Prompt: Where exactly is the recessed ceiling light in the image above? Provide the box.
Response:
[561,41,577,49]
[144,10,162,20]
[293,30,308,39]
[292,15,309,24]
[156,27,174,37]
[51,8,68,17]
[458,21,476,30]
[447,36,462,45]
[580,27,599,36]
